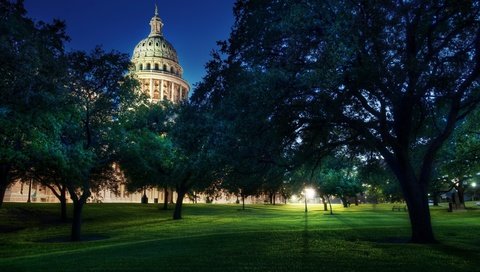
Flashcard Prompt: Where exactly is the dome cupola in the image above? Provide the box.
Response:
[149,5,164,37]
[131,5,189,103]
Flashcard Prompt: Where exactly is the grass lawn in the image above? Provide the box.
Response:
[0,202,479,271]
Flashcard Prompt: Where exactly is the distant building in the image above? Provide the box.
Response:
[131,5,189,103]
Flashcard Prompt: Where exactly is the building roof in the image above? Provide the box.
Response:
[132,5,179,64]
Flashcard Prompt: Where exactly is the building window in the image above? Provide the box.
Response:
[155,63,159,70]
[139,64,143,70]
[146,63,151,70]
[170,67,174,73]
[163,64,167,71]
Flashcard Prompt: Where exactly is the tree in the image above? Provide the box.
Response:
[168,102,219,220]
[357,158,401,204]
[322,157,362,208]
[62,47,139,241]
[222,170,263,210]
[328,0,480,243]
[432,108,480,206]
[115,102,174,209]
[198,0,480,243]
[28,124,72,222]
[0,0,69,207]
[191,51,299,210]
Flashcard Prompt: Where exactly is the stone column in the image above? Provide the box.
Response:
[149,78,153,99]
[160,80,164,101]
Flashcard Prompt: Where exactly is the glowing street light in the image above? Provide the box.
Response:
[305,188,315,199]
[304,187,315,213]
[472,182,477,201]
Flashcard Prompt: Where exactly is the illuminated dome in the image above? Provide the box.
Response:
[133,36,179,63]
[131,5,189,103]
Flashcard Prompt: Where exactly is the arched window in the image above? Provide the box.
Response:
[154,63,159,70]
[163,64,167,71]
[146,63,151,70]
[139,64,143,70]
[170,67,174,73]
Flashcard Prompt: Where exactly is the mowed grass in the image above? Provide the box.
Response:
[0,203,479,271]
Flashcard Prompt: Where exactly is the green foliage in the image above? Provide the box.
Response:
[435,108,480,181]
[64,47,140,193]
[0,0,68,205]
[358,159,402,203]
[194,0,480,242]
[167,101,220,194]
[115,102,174,192]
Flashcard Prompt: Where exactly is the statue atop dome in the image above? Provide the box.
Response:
[149,4,164,37]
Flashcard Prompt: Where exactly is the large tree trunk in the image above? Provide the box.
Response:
[27,179,32,203]
[321,195,328,211]
[0,182,7,208]
[456,182,466,208]
[395,170,436,243]
[432,191,440,206]
[242,194,245,210]
[46,183,68,221]
[341,196,348,208]
[0,164,11,208]
[71,200,84,241]
[163,187,169,210]
[60,186,67,222]
[169,188,174,204]
[68,185,90,242]
[404,184,435,243]
[327,195,333,215]
[173,189,186,220]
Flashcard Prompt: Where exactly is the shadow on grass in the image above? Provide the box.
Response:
[37,234,110,243]
[303,213,309,255]
[236,209,253,212]
[332,213,411,244]
[433,242,480,260]
[0,225,25,233]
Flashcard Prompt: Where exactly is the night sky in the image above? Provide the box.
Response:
[24,0,237,88]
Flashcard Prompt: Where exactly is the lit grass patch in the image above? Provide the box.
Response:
[0,203,479,271]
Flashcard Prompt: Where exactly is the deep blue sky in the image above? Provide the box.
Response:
[24,0,236,88]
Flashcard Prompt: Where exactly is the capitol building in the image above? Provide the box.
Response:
[132,6,189,103]
[3,6,192,204]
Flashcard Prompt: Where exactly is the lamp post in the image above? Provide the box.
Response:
[304,188,315,213]
[472,182,477,201]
